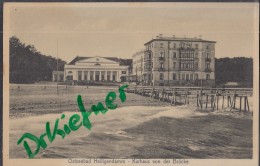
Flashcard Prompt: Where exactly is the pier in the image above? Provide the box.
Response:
[126,86,253,112]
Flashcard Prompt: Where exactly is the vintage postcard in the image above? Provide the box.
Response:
[3,2,259,166]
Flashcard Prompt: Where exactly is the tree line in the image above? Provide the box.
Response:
[10,36,66,83]
[215,57,253,87]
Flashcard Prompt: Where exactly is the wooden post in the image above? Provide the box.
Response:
[216,95,219,110]
[200,90,203,109]
[227,96,230,107]
[206,95,208,108]
[196,94,199,107]
[239,96,242,112]
[233,91,236,109]
[222,96,224,109]
[210,95,213,108]
[246,97,250,112]
[244,96,246,111]
[187,89,189,105]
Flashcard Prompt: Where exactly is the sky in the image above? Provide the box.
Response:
[6,3,259,63]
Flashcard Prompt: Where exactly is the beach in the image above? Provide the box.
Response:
[9,84,253,159]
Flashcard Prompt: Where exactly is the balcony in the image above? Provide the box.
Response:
[144,58,152,62]
[159,57,165,61]
[158,67,165,71]
[205,68,211,72]
[205,58,211,62]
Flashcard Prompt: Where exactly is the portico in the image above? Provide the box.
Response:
[64,56,130,82]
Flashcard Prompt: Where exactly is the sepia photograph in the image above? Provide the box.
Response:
[3,2,259,166]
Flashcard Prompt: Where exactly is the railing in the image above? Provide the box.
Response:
[205,68,211,72]
[205,58,211,62]
[126,86,253,97]
[159,57,165,61]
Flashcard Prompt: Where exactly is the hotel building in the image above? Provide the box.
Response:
[132,35,216,86]
[64,56,132,82]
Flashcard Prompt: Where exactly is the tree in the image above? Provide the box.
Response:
[9,36,67,83]
[215,57,253,87]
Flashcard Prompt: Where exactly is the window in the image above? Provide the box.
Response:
[194,74,198,80]
[206,74,210,80]
[160,63,164,69]
[173,43,176,49]
[112,75,116,81]
[206,63,210,69]
[190,74,193,80]
[195,44,199,49]
[195,62,198,69]
[121,71,127,74]
[84,71,88,80]
[173,62,176,68]
[107,75,110,81]
[160,52,164,58]
[160,73,164,80]
[173,52,176,58]
[186,74,189,80]
[206,53,210,59]
[182,74,185,80]
[160,43,163,48]
[206,45,210,50]
[78,71,82,81]
[101,75,105,80]
[195,52,198,58]
[173,73,176,80]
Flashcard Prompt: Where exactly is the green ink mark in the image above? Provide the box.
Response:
[46,119,59,143]
[17,84,129,158]
[61,114,65,119]
[17,133,42,159]
[69,114,82,131]
[39,133,47,149]
[64,124,71,134]
[105,92,117,109]
[119,84,128,103]
[77,95,92,130]
[91,102,108,115]
[57,129,66,139]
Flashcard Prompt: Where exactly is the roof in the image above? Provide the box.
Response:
[68,56,132,67]
[144,37,216,45]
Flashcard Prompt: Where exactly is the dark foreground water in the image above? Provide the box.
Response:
[10,106,252,159]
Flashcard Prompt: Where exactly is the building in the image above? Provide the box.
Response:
[52,71,64,82]
[64,56,132,82]
[132,35,216,86]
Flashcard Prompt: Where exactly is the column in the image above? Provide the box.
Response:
[105,71,107,81]
[63,71,66,81]
[99,70,101,81]
[87,71,90,80]
[75,70,78,81]
[117,70,120,82]
[82,71,84,81]
[94,71,96,81]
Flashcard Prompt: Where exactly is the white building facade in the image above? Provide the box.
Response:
[64,56,131,82]
[133,35,216,86]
